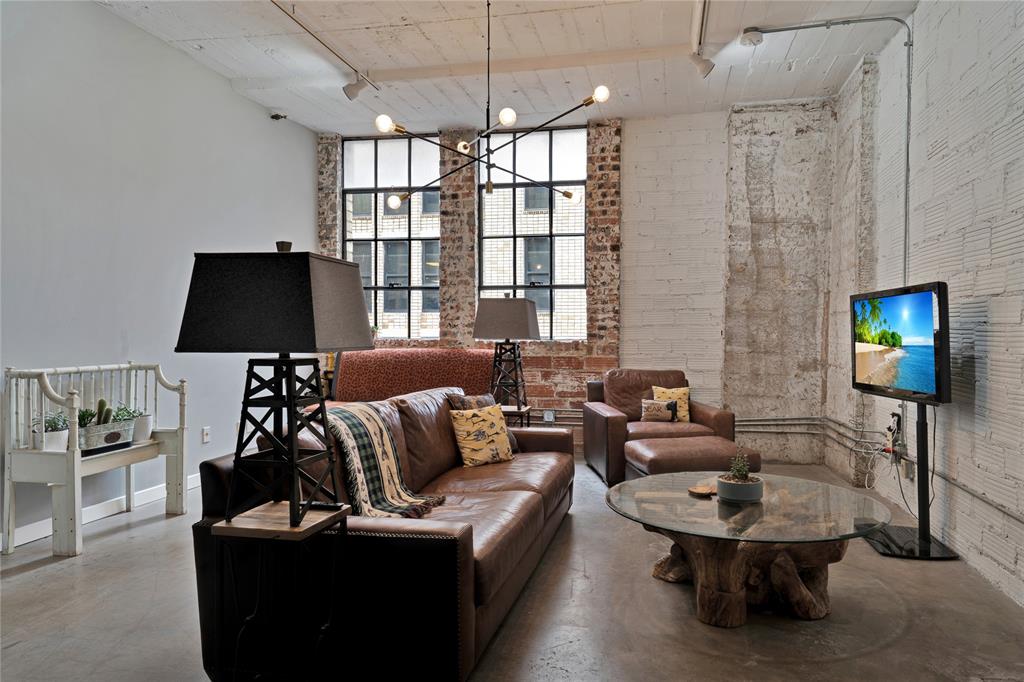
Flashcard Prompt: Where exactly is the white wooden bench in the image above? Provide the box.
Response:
[2,362,187,556]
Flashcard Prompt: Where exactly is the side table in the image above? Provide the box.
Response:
[210,501,350,680]
[501,404,532,427]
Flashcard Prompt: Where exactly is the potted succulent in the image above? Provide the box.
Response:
[33,411,70,451]
[717,451,763,504]
[79,398,136,454]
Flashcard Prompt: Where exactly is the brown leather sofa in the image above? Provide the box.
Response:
[193,387,573,681]
[583,369,736,486]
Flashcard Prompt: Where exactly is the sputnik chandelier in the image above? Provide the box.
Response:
[374,0,610,210]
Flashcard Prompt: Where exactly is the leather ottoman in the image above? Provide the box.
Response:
[624,436,761,480]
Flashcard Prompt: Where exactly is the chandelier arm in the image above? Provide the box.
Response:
[487,101,589,156]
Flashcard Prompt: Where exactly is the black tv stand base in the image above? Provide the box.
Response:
[860,524,958,560]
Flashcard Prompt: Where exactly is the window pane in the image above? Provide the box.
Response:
[481,188,513,236]
[553,185,585,233]
[347,241,374,287]
[413,290,440,338]
[421,240,440,286]
[377,192,408,238]
[481,133,513,183]
[377,291,408,337]
[553,236,585,285]
[343,140,374,188]
[482,239,514,286]
[525,289,551,337]
[517,187,550,235]
[377,138,408,188]
[379,241,409,291]
[413,191,440,239]
[411,137,440,186]
[553,289,586,339]
[552,128,586,181]
[516,132,549,181]
[518,237,551,286]
[345,194,374,239]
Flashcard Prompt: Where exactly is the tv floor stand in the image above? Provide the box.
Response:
[863,402,958,560]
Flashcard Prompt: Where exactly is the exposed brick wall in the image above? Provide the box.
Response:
[861,0,1024,605]
[318,121,622,437]
[316,133,341,258]
[724,101,836,463]
[620,112,728,405]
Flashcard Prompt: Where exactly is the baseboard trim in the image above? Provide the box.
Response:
[6,473,200,549]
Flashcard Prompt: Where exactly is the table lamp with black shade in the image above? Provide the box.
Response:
[473,296,540,409]
[176,248,373,527]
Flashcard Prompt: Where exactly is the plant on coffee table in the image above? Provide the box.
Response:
[717,450,763,503]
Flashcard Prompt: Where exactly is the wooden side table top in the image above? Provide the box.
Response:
[212,501,351,541]
[500,405,531,415]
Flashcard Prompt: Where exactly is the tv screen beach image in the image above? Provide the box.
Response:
[853,291,937,395]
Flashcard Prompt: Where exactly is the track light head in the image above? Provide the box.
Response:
[343,76,368,101]
[740,27,764,46]
[687,53,715,79]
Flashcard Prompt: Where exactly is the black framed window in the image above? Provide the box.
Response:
[342,136,441,339]
[478,127,587,339]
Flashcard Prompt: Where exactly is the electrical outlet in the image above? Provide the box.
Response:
[201,426,211,444]
[543,409,555,423]
[901,458,915,481]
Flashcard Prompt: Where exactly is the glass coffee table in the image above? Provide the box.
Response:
[607,472,891,628]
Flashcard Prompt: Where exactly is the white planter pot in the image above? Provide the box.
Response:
[132,414,154,443]
[79,421,134,453]
[716,475,764,503]
[34,429,70,452]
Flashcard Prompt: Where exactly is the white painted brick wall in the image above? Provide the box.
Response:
[620,112,729,405]
[869,0,1024,606]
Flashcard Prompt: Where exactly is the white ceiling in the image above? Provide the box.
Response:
[101,0,917,135]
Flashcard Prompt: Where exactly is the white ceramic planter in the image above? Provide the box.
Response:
[80,421,134,453]
[132,414,154,443]
[34,429,70,452]
[716,475,764,503]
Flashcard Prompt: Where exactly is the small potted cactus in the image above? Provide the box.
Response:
[717,451,763,503]
[79,398,136,454]
[33,411,70,451]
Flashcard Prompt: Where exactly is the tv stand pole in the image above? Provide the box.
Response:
[864,402,958,560]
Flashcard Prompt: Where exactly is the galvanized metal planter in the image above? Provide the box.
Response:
[79,421,134,455]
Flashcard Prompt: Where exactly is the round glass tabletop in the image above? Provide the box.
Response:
[606,472,891,543]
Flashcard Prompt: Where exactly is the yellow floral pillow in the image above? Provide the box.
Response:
[652,386,690,422]
[450,403,515,467]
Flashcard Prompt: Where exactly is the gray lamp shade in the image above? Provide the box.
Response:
[472,297,541,340]
[175,252,374,353]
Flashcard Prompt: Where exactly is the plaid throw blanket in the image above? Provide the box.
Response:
[324,403,444,518]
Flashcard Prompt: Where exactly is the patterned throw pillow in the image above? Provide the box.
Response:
[450,404,515,467]
[641,399,677,422]
[652,386,690,422]
[446,393,518,452]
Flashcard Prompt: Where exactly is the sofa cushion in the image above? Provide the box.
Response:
[446,392,519,452]
[626,421,714,440]
[450,404,516,467]
[625,436,761,475]
[424,491,544,606]
[604,369,688,421]
[421,452,573,519]
[389,387,463,492]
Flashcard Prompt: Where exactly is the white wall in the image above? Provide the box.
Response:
[866,0,1024,604]
[620,112,729,405]
[1,1,317,532]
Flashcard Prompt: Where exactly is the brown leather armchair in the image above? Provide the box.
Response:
[583,369,735,486]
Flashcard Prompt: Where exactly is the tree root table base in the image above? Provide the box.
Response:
[646,526,848,628]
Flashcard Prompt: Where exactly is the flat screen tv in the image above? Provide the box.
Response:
[850,282,951,404]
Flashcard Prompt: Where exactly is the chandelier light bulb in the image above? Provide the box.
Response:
[386,193,403,210]
[456,140,471,154]
[567,190,583,206]
[498,107,518,126]
[592,85,610,103]
[374,113,396,134]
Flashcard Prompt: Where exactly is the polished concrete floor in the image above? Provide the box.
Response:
[3,462,1023,681]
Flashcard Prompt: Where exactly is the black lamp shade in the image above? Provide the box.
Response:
[175,252,374,353]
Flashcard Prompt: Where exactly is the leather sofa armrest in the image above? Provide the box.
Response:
[508,426,573,454]
[689,400,735,441]
[583,401,628,486]
[346,517,475,680]
[586,380,605,402]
